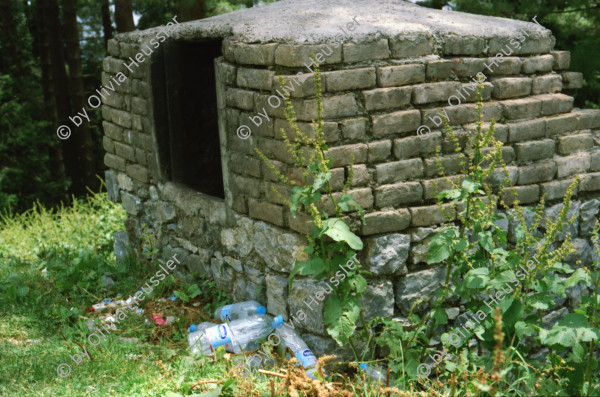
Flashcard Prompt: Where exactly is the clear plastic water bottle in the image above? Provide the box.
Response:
[196,314,274,355]
[359,363,387,383]
[187,322,215,356]
[214,301,266,322]
[190,322,215,332]
[272,315,319,380]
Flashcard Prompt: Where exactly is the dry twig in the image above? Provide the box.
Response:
[73,339,96,359]
[258,369,287,378]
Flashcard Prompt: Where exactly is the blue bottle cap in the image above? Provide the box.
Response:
[257,306,266,314]
[360,363,367,371]
[272,315,284,328]
[189,324,197,332]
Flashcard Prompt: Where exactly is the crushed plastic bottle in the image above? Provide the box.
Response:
[103,315,119,327]
[187,322,215,356]
[272,315,319,380]
[189,321,217,332]
[195,314,274,356]
[359,363,388,383]
[91,303,108,312]
[113,299,129,307]
[214,301,266,322]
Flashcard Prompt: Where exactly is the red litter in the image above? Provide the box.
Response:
[153,315,166,325]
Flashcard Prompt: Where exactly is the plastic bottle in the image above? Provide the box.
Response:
[272,315,319,380]
[214,301,267,322]
[91,302,108,312]
[359,363,388,383]
[189,322,216,332]
[187,322,216,356]
[196,314,274,355]
[113,299,129,307]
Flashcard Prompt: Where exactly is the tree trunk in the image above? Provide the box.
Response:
[35,0,66,194]
[178,0,205,22]
[46,0,82,195]
[24,0,38,59]
[115,0,135,33]
[63,0,98,192]
[0,0,21,75]
[101,0,113,49]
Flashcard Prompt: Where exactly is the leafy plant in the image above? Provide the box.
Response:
[255,57,369,351]
[368,84,600,396]
[173,283,202,302]
[140,222,160,263]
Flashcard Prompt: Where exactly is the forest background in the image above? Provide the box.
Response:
[0,0,598,214]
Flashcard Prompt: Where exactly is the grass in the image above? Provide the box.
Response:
[0,191,397,397]
[0,191,233,396]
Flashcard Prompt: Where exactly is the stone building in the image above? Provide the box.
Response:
[102,0,600,355]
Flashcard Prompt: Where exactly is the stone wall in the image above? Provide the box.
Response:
[102,15,600,357]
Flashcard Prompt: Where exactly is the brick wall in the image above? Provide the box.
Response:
[101,28,600,353]
[102,40,157,191]
[219,34,600,235]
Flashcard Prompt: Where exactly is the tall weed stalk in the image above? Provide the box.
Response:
[255,57,370,357]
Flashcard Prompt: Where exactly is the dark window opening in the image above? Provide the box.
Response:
[152,39,225,199]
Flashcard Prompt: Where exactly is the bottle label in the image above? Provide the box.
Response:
[220,305,232,322]
[295,349,317,368]
[205,324,233,352]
